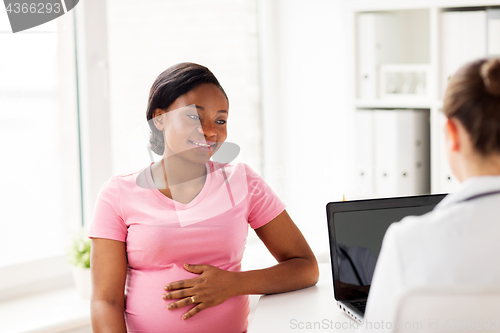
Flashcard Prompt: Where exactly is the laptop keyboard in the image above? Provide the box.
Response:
[350,300,367,312]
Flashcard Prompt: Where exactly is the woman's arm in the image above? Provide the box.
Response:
[234,209,319,295]
[90,238,128,333]
[163,209,319,319]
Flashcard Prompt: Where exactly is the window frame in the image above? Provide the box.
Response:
[1,1,113,299]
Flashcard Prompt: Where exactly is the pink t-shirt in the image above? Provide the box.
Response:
[88,161,285,333]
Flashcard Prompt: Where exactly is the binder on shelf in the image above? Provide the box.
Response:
[437,112,460,194]
[374,110,399,197]
[461,10,487,59]
[354,110,375,198]
[357,12,397,99]
[487,9,500,56]
[373,109,430,198]
[408,110,430,196]
[441,11,461,98]
[441,10,487,98]
[357,13,378,99]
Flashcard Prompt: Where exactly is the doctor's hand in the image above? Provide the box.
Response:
[162,263,238,320]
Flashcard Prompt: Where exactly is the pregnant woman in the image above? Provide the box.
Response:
[89,62,319,333]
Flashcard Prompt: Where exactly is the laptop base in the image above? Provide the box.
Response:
[337,300,364,324]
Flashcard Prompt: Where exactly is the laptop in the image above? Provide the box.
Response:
[326,194,447,324]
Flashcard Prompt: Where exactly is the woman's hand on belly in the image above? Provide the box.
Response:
[162,263,238,320]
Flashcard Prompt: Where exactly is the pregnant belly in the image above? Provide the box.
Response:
[125,265,249,333]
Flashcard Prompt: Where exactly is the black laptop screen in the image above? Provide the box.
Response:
[327,194,446,300]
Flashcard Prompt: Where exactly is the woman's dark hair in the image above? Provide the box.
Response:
[443,58,500,155]
[146,63,227,155]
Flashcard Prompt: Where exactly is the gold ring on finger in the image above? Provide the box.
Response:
[190,296,195,304]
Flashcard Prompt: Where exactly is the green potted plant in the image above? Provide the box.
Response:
[68,230,91,299]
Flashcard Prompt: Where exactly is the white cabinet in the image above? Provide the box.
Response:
[348,0,499,197]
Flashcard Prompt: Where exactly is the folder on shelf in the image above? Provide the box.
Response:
[373,109,430,198]
[354,110,375,198]
[436,112,460,194]
[487,9,500,56]
[357,12,398,99]
[357,13,378,99]
[441,10,487,98]
[373,110,399,197]
[441,11,461,98]
[460,10,487,59]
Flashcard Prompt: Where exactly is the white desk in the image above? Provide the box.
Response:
[248,263,359,332]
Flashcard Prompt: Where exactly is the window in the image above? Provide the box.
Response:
[0,9,81,296]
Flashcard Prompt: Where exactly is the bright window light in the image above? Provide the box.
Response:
[0,11,78,267]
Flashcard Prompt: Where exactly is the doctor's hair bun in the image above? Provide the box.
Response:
[480,58,500,96]
[443,58,500,156]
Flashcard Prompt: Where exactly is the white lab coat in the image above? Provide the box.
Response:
[359,176,500,332]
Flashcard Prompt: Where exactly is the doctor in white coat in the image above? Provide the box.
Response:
[360,57,500,332]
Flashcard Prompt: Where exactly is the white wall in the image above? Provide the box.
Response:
[258,0,354,263]
[105,0,262,176]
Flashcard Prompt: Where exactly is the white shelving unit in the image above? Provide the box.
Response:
[346,0,500,197]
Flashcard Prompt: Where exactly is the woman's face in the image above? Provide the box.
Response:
[154,83,229,164]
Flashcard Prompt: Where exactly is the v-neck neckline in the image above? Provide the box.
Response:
[146,161,212,210]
